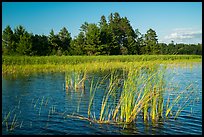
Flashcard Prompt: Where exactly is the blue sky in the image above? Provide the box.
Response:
[2,2,202,44]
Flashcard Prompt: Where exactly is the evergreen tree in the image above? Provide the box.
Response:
[59,27,72,55]
[99,15,111,55]
[48,29,61,55]
[16,33,32,55]
[84,23,101,55]
[2,13,202,56]
[14,25,26,43]
[144,28,158,54]
[2,25,15,55]
[70,32,85,55]
[31,34,50,56]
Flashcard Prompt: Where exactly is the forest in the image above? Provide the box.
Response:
[2,12,202,56]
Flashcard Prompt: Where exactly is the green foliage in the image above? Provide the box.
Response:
[48,29,62,55]
[16,33,32,55]
[31,34,50,56]
[70,32,85,55]
[2,12,202,56]
[58,27,72,54]
[2,25,16,55]
[13,25,26,43]
[84,23,101,55]
[143,29,158,54]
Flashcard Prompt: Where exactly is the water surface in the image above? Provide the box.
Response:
[2,63,202,135]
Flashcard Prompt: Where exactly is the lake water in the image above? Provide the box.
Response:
[2,63,202,135]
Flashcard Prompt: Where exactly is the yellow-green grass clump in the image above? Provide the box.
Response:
[66,63,198,125]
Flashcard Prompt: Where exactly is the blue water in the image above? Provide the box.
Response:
[2,63,202,135]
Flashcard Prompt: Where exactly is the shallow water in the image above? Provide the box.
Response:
[2,63,202,135]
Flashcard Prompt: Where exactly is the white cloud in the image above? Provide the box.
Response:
[163,28,202,44]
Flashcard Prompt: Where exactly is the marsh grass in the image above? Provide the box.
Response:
[2,55,201,76]
[173,84,198,119]
[65,70,87,91]
[2,55,201,65]
[2,109,21,131]
[88,72,112,120]
[65,63,199,126]
[99,70,120,122]
[88,78,95,118]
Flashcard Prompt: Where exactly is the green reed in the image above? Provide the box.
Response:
[65,62,199,126]
[88,78,95,118]
[99,70,120,122]
[2,109,20,131]
[65,70,87,91]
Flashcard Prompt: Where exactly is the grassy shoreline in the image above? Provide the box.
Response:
[2,55,202,75]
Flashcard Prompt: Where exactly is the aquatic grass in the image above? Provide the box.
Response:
[65,62,199,127]
[118,68,140,123]
[33,97,40,109]
[20,121,23,129]
[138,67,162,121]
[165,94,181,118]
[157,69,166,119]
[10,114,17,131]
[151,87,157,121]
[165,64,199,119]
[116,66,166,123]
[2,110,21,131]
[88,78,95,118]
[2,60,199,77]
[38,96,45,116]
[66,65,163,124]
[151,68,166,121]
[88,72,111,120]
[174,84,198,119]
[165,83,194,118]
[126,91,157,124]
[99,70,119,122]
[44,97,49,107]
[77,90,84,113]
[2,55,201,76]
[2,55,201,66]
[2,111,11,125]
[51,105,56,114]
[65,70,87,91]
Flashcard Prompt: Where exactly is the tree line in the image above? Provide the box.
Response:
[2,12,202,56]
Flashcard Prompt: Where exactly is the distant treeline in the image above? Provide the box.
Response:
[2,12,202,56]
